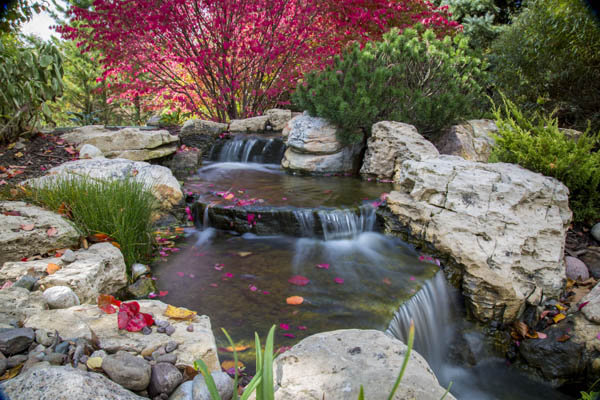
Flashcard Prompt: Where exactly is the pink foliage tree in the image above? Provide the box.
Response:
[61,0,459,121]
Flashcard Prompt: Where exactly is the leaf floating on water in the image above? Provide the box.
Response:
[209,283,219,288]
[164,304,197,320]
[279,323,290,330]
[214,264,224,271]
[221,360,245,371]
[283,333,295,338]
[159,291,168,297]
[238,251,252,257]
[286,296,304,305]
[249,284,258,292]
[288,275,310,286]
[148,292,157,298]
[222,345,250,353]
[409,276,416,281]
[316,263,329,269]
[334,277,344,284]
[46,263,61,275]
[297,326,307,330]
[176,272,185,277]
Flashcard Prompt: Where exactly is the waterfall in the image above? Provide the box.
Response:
[219,139,247,162]
[293,209,316,237]
[214,137,286,163]
[317,205,376,240]
[386,271,456,370]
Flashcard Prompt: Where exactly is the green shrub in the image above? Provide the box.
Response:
[489,96,600,224]
[293,26,487,143]
[0,34,63,143]
[24,175,157,274]
[489,0,600,132]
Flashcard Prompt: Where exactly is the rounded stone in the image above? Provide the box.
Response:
[79,144,104,159]
[0,327,35,355]
[593,223,600,242]
[566,256,590,281]
[148,362,182,397]
[12,276,37,291]
[35,329,55,347]
[132,263,151,280]
[60,249,77,263]
[43,286,81,309]
[102,352,152,391]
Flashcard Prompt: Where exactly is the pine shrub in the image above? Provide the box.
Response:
[293,26,488,143]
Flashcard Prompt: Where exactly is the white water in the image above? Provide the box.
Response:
[292,205,377,240]
[217,137,284,163]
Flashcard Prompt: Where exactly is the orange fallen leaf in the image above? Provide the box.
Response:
[286,296,304,305]
[47,227,58,237]
[111,241,121,249]
[91,233,111,242]
[20,224,35,231]
[132,169,139,177]
[382,277,392,285]
[46,263,61,275]
[0,364,23,381]
[552,313,566,323]
[221,360,244,370]
[174,227,185,233]
[557,334,571,342]
[64,146,76,155]
[223,345,251,352]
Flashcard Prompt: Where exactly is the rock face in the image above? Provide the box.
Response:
[385,156,571,323]
[23,300,219,370]
[229,116,269,133]
[435,119,498,162]
[181,119,228,137]
[43,286,80,309]
[1,243,127,304]
[0,201,80,265]
[281,113,362,174]
[164,149,201,179]
[61,125,179,161]
[360,121,439,179]
[252,329,454,400]
[1,365,147,400]
[28,158,183,210]
[0,287,46,328]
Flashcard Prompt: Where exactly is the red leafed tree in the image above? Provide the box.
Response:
[60,0,459,121]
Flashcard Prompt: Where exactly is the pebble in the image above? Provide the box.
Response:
[12,276,37,291]
[0,328,35,355]
[45,352,66,365]
[132,263,151,280]
[61,249,77,263]
[165,341,178,353]
[186,325,194,332]
[43,286,80,309]
[142,326,152,335]
[152,348,166,360]
[55,341,70,355]
[148,362,183,397]
[141,344,162,358]
[155,354,177,365]
[155,320,169,328]
[165,326,176,336]
[592,222,600,242]
[566,256,590,281]
[7,354,28,368]
[35,329,55,347]
[157,327,166,334]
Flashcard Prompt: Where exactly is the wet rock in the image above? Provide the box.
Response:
[127,276,157,299]
[169,380,192,400]
[566,256,590,281]
[12,276,37,291]
[2,365,147,400]
[192,371,234,400]
[7,354,28,367]
[148,362,183,397]
[43,286,80,309]
[156,354,177,365]
[60,249,77,263]
[165,150,201,179]
[435,119,498,162]
[132,263,151,281]
[0,327,35,355]
[581,247,600,279]
[44,352,66,365]
[102,352,152,391]
[592,223,600,242]
[0,201,80,265]
[79,143,104,159]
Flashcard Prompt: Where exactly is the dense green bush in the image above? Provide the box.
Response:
[489,0,600,132]
[293,26,487,143]
[0,34,63,143]
[489,97,600,224]
[437,0,503,49]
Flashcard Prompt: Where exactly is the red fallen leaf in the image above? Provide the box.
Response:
[3,211,21,216]
[279,323,290,330]
[64,146,76,155]
[316,263,329,269]
[283,333,295,338]
[20,224,35,231]
[98,294,122,314]
[536,332,548,339]
[276,346,291,354]
[117,301,154,332]
[288,275,310,286]
[159,291,168,296]
[334,277,344,284]
[20,257,28,262]
[578,301,590,311]
[47,227,58,237]
[298,326,307,330]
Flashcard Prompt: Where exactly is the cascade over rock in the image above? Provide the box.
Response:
[384,155,571,323]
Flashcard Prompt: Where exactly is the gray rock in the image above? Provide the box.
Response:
[582,282,600,323]
[55,341,70,355]
[165,150,201,179]
[102,352,152,391]
[90,350,108,360]
[0,358,6,376]
[127,277,157,299]
[44,352,66,365]
[35,329,56,347]
[79,144,104,159]
[165,326,176,336]
[43,286,80,309]
[592,223,600,242]
[0,287,46,326]
[565,256,590,281]
[265,109,292,131]
[181,119,228,137]
[156,320,169,328]
[156,354,177,364]
[581,247,600,279]
[152,348,166,360]
[132,263,151,281]
[143,326,153,335]
[61,249,77,263]
[148,362,183,397]
[192,371,234,400]
[169,380,192,400]
[7,354,28,367]
[0,328,35,355]
[165,341,178,353]
[1,365,147,400]
[12,276,37,291]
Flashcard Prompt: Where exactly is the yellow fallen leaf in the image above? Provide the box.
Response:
[553,313,566,323]
[0,364,22,381]
[238,252,252,257]
[555,303,566,311]
[221,360,244,370]
[224,345,250,352]
[286,296,304,305]
[46,263,61,275]
[164,304,197,320]
[7,143,15,150]
[14,152,23,158]
[86,357,103,369]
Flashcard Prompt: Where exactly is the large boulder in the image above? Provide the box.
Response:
[384,156,571,323]
[23,300,219,370]
[1,243,127,304]
[229,116,269,133]
[251,329,454,400]
[1,365,147,400]
[180,119,228,137]
[281,113,362,174]
[61,125,179,161]
[265,109,292,131]
[0,201,80,265]
[360,121,439,179]
[435,119,498,162]
[27,158,183,210]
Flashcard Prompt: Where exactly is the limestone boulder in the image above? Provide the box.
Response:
[180,119,228,137]
[581,282,600,324]
[79,144,104,159]
[435,119,498,162]
[229,116,269,133]
[28,158,183,210]
[265,109,293,131]
[42,286,80,309]
[62,126,179,161]
[250,329,454,400]
[285,113,343,154]
[0,201,80,265]
[0,287,46,328]
[1,243,127,303]
[1,365,147,400]
[360,121,439,179]
[281,145,362,175]
[384,156,571,323]
[24,300,219,370]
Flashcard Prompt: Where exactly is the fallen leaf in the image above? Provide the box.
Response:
[86,357,103,370]
[118,301,154,332]
[97,294,121,314]
[20,224,35,231]
[159,291,168,297]
[0,364,23,381]
[279,323,290,330]
[334,277,344,284]
[64,146,76,155]
[164,304,197,320]
[555,303,567,311]
[175,227,185,233]
[176,272,185,277]
[222,345,250,353]
[553,313,566,323]
[536,332,547,339]
[557,334,571,342]
[221,360,244,370]
[1,281,13,289]
[238,251,252,257]
[2,211,21,216]
[283,333,295,338]
[297,326,307,330]
[46,263,61,275]
[382,277,392,285]
[515,321,529,338]
[578,301,590,311]
[91,233,111,242]
[14,151,23,158]
[288,275,310,286]
[286,296,304,305]
[148,292,158,298]
[316,263,329,269]
[110,241,121,249]
[248,284,257,291]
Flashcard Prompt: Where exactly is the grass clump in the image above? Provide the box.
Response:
[24,174,157,274]
[490,96,600,224]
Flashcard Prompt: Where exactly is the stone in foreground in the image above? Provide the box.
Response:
[385,156,571,323]
[1,365,146,400]
[250,329,454,400]
[0,201,79,265]
[43,286,80,309]
[102,352,152,391]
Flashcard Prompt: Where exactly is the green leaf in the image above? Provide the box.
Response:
[262,325,276,400]
[387,321,415,400]
[39,54,53,68]
[193,359,222,400]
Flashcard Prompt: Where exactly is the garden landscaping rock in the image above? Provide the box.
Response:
[61,249,76,263]
[384,155,571,323]
[581,247,600,279]
[132,263,151,280]
[7,354,28,367]
[181,119,228,137]
[35,329,56,346]
[360,121,439,179]
[102,352,152,391]
[0,201,80,265]
[27,157,183,210]
[0,359,6,376]
[581,282,600,323]
[435,119,498,162]
[265,108,293,131]
[148,362,183,397]
[79,143,104,159]
[229,116,269,132]
[565,256,590,281]
[156,353,177,364]
[61,125,179,161]
[164,149,201,179]
[169,380,193,400]
[593,223,600,242]
[12,275,37,291]
[192,371,234,400]
[0,327,35,355]
[26,309,94,341]
[1,242,127,303]
[1,365,147,400]
[252,329,454,400]
[127,276,157,299]
[43,286,80,309]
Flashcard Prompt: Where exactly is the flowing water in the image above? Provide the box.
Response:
[210,136,286,164]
